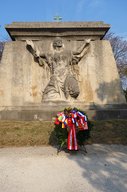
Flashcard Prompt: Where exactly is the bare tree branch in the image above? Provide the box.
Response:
[104,32,127,78]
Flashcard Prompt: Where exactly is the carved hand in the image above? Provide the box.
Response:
[26,40,40,58]
[85,39,91,44]
[26,40,34,47]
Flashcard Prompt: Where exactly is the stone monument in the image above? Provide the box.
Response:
[0,22,126,120]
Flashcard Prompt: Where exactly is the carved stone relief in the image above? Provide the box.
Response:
[26,37,90,101]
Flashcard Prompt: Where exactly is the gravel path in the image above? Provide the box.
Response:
[0,145,127,192]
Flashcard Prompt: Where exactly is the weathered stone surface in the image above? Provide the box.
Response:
[6,21,110,41]
[0,39,125,107]
[0,22,126,120]
[26,37,91,101]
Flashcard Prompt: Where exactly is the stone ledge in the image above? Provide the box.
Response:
[6,21,110,28]
[5,21,110,40]
[0,103,127,111]
[0,108,127,120]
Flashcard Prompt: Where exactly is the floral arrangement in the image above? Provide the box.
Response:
[54,107,93,152]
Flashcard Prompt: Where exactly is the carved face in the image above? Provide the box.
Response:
[53,37,63,49]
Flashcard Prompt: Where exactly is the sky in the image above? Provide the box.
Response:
[0,0,127,40]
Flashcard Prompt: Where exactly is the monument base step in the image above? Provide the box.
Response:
[0,103,127,120]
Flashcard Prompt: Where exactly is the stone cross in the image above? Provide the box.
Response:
[54,16,62,22]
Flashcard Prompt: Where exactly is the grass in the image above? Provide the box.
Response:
[90,120,127,145]
[0,121,54,147]
[0,120,127,147]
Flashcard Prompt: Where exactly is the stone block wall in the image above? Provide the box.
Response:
[0,40,126,109]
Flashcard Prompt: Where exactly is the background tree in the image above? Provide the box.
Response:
[104,32,127,100]
[104,32,127,78]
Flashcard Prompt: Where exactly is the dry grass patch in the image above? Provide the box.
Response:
[0,120,127,147]
[0,121,54,147]
[90,120,127,145]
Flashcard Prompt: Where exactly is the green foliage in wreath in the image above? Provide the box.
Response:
[54,124,68,148]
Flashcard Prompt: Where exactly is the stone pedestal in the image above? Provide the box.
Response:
[0,22,126,120]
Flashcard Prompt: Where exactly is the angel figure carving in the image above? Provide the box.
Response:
[26,37,90,101]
